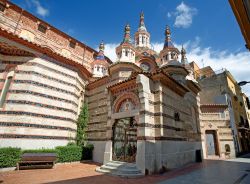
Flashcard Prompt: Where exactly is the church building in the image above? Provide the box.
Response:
[0,1,202,175]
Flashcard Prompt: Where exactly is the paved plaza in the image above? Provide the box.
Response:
[0,155,250,184]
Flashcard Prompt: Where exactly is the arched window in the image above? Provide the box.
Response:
[0,70,14,108]
[125,50,128,57]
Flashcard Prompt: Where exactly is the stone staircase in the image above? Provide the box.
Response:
[96,161,144,178]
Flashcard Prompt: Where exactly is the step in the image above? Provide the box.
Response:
[96,167,144,178]
[106,162,137,169]
[100,166,141,174]
[96,161,144,178]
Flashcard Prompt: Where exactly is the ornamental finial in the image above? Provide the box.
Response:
[181,45,188,64]
[165,25,171,40]
[99,41,105,52]
[138,11,147,31]
[122,24,131,43]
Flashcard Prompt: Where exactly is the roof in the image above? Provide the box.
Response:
[200,104,228,113]
[0,27,92,78]
[229,0,250,51]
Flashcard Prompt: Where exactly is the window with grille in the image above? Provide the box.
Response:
[69,41,76,48]
[38,24,47,33]
[0,3,5,12]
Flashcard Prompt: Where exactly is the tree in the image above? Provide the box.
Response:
[76,102,88,146]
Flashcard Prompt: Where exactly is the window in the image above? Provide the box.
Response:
[0,71,14,108]
[69,41,76,49]
[0,3,5,12]
[246,97,250,109]
[125,50,128,57]
[38,24,47,33]
[234,96,238,101]
[174,112,180,121]
[225,144,231,153]
[239,116,244,127]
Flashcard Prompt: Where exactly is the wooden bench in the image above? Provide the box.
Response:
[17,153,57,170]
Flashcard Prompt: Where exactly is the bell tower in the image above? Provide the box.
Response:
[116,24,136,62]
[91,42,108,77]
[159,26,180,65]
[134,12,150,48]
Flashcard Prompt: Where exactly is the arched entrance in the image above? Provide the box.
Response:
[112,117,137,163]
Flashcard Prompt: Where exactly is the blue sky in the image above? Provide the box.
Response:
[11,0,250,96]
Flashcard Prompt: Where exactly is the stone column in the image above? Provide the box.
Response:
[155,82,163,171]
[136,74,152,174]
[103,89,113,164]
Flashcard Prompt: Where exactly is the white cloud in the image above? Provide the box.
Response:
[151,42,164,53]
[186,46,250,96]
[168,2,197,28]
[31,0,49,17]
[153,40,250,96]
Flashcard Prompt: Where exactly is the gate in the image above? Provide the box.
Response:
[112,117,137,163]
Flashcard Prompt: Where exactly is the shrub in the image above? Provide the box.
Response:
[0,147,21,168]
[22,149,58,154]
[56,145,82,163]
[67,142,76,146]
[82,144,94,160]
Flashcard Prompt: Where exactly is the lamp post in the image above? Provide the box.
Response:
[238,81,250,86]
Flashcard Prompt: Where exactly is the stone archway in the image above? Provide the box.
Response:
[111,92,140,163]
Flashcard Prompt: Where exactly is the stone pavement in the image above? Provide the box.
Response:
[158,154,250,184]
[0,156,250,184]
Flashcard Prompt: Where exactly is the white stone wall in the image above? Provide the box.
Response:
[88,141,106,163]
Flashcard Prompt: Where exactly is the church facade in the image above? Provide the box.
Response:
[0,1,202,174]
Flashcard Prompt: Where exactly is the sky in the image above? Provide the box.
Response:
[12,0,250,96]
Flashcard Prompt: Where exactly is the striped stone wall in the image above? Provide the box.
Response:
[86,85,108,141]
[86,83,108,163]
[135,74,202,173]
[0,55,86,149]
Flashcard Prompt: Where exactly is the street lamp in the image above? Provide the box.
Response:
[238,81,250,86]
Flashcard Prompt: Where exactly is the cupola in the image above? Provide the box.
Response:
[116,24,136,62]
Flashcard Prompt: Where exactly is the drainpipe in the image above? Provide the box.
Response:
[14,8,24,34]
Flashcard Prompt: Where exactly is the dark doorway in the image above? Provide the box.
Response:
[112,117,137,163]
